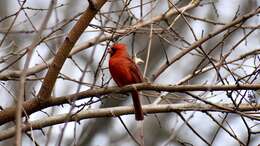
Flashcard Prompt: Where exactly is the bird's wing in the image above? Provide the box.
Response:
[127,58,144,83]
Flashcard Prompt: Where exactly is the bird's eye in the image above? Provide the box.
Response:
[111,47,116,52]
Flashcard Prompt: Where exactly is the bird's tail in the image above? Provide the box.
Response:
[131,91,144,120]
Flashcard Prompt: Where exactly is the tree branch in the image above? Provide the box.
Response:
[0,83,260,125]
[152,6,260,80]
[37,0,107,100]
[0,103,259,141]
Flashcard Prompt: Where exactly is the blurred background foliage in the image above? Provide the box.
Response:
[0,0,260,146]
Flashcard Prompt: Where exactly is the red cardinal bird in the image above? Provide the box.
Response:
[108,43,144,120]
